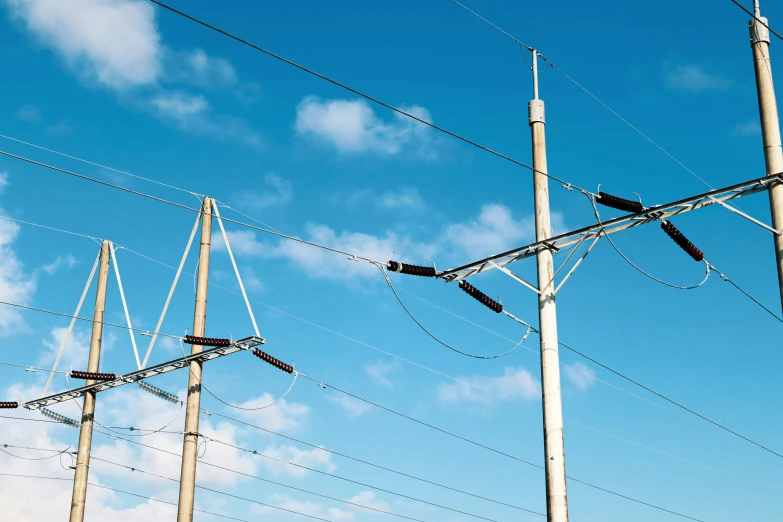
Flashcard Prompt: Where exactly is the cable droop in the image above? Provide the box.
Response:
[252,349,294,374]
[0,401,18,409]
[661,221,704,262]
[597,192,644,213]
[183,335,232,347]
[387,261,436,278]
[71,370,117,381]
[40,408,80,428]
[138,381,181,405]
[458,281,503,313]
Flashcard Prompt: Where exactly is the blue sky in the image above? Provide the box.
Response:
[1,0,782,521]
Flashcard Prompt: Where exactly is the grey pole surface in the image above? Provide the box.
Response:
[69,240,111,522]
[529,50,569,522]
[176,197,213,522]
[749,1,783,310]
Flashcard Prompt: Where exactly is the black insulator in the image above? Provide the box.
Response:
[183,335,232,347]
[252,348,294,374]
[0,401,18,409]
[387,260,436,278]
[661,221,704,262]
[458,280,503,313]
[71,370,117,381]
[597,192,644,213]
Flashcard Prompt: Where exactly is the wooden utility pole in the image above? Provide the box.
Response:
[176,197,213,522]
[69,240,111,522]
[749,0,783,310]
[530,49,569,522]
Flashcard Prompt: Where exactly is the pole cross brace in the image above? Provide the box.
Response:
[23,336,265,410]
[438,173,783,282]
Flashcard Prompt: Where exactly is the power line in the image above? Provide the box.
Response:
[731,0,783,42]
[0,473,252,522]
[0,361,69,375]
[145,0,593,195]
[91,431,532,521]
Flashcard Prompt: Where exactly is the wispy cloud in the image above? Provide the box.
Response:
[733,120,762,137]
[563,362,596,391]
[327,393,372,418]
[41,254,77,275]
[346,186,425,211]
[296,96,437,159]
[365,361,399,388]
[231,173,293,211]
[16,104,41,123]
[437,367,540,406]
[665,63,731,93]
[0,214,36,335]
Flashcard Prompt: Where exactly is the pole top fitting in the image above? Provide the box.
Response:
[749,10,770,45]
[529,99,545,126]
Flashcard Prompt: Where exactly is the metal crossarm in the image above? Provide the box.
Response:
[24,336,265,410]
[439,174,782,282]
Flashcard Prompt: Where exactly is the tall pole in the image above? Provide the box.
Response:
[749,1,783,311]
[69,240,111,522]
[177,197,213,522]
[529,49,569,522]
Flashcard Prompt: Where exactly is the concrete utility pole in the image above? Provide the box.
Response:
[749,1,783,311]
[69,240,111,522]
[529,50,569,522]
[177,197,213,522]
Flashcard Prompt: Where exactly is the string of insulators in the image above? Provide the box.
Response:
[458,280,503,313]
[387,260,436,278]
[0,401,18,409]
[661,220,705,262]
[597,192,644,213]
[251,348,294,374]
[40,407,80,428]
[71,370,117,381]
[138,381,181,405]
[183,335,232,347]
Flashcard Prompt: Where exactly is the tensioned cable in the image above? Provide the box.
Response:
[375,262,531,359]
[90,437,507,522]
[293,372,706,521]
[731,0,783,42]
[0,443,74,462]
[0,214,98,240]
[0,361,69,375]
[708,263,783,325]
[0,473,255,522]
[96,429,544,518]
[588,194,713,290]
[145,0,593,195]
[0,300,183,340]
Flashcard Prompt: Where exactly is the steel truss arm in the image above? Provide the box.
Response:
[24,336,265,410]
[439,173,782,282]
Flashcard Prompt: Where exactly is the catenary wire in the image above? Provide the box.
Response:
[0,361,69,375]
[0,300,183,340]
[0,473,257,522]
[144,0,594,195]
[708,262,783,325]
[731,0,783,41]
[90,432,521,522]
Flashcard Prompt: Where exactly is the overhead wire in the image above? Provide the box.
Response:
[144,0,594,196]
[731,0,783,42]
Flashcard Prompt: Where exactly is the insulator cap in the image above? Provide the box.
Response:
[71,370,117,381]
[0,401,18,409]
[387,260,436,277]
[661,221,704,262]
[252,348,294,374]
[183,335,232,347]
[597,192,644,213]
[458,280,503,313]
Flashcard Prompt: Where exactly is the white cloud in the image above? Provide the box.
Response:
[445,204,534,257]
[149,91,262,148]
[327,393,372,418]
[164,48,238,90]
[347,186,425,210]
[365,361,399,388]
[232,173,293,211]
[665,63,731,93]
[252,496,354,521]
[295,96,435,158]
[241,266,263,292]
[0,216,36,335]
[5,0,161,88]
[563,362,596,391]
[733,120,761,137]
[347,491,390,512]
[42,254,77,275]
[235,393,310,433]
[261,445,335,477]
[0,171,8,194]
[437,367,540,406]
[16,104,41,123]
